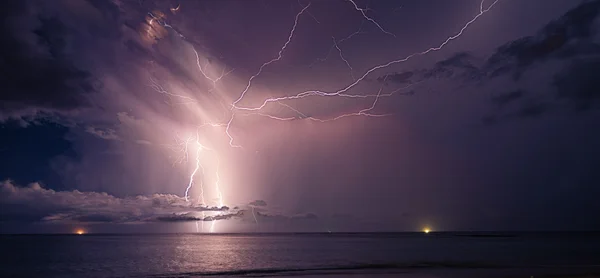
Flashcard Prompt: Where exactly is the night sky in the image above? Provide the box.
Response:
[1,0,600,234]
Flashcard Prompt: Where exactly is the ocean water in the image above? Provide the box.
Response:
[1,232,599,278]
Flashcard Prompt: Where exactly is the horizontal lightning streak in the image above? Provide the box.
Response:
[148,76,196,103]
[233,0,500,112]
[309,77,389,122]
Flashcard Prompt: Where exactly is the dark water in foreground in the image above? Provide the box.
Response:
[1,232,600,278]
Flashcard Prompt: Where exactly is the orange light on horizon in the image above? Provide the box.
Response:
[75,229,85,235]
[423,227,431,234]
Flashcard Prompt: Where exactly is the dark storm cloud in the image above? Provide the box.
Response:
[379,71,414,84]
[515,101,548,118]
[249,200,268,207]
[0,180,236,224]
[154,211,243,222]
[0,180,315,225]
[481,99,549,126]
[1,0,212,124]
[158,202,323,225]
[486,0,600,77]
[424,52,483,81]
[481,90,532,125]
[554,59,600,111]
[85,126,121,141]
[3,0,600,234]
[254,211,319,223]
[377,0,600,125]
[331,213,356,220]
[378,52,482,87]
[0,2,97,122]
[291,213,318,220]
[154,214,201,222]
[490,90,525,107]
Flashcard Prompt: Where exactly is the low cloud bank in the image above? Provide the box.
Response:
[0,180,318,225]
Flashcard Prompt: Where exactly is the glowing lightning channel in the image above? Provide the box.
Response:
[145,6,234,234]
[210,157,224,233]
[225,114,242,148]
[196,163,206,206]
[209,217,217,233]
[332,36,355,80]
[214,158,224,208]
[310,76,390,122]
[346,0,396,37]
[300,0,320,24]
[147,82,219,233]
[196,162,206,233]
[184,131,204,202]
[194,137,207,234]
[252,206,258,224]
[269,77,389,122]
[149,10,235,88]
[338,80,422,99]
[231,3,311,107]
[192,47,235,87]
[309,20,366,68]
[232,0,501,112]
[148,76,196,103]
[225,3,311,147]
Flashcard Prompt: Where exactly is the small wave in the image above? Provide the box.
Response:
[144,261,503,278]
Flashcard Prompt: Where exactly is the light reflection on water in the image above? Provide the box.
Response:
[1,233,600,278]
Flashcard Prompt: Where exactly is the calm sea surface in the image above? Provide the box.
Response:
[1,233,599,278]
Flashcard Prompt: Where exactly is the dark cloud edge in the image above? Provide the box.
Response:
[377,1,600,124]
[0,180,321,225]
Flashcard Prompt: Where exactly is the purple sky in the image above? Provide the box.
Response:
[2,0,600,233]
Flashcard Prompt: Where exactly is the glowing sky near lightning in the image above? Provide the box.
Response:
[2,0,600,233]
[141,0,502,231]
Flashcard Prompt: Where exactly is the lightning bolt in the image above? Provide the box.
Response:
[231,3,311,107]
[346,0,396,37]
[210,157,224,233]
[290,76,389,122]
[232,0,500,112]
[150,9,237,89]
[184,131,204,202]
[148,75,196,104]
[175,129,225,233]
[309,20,365,68]
[146,9,233,233]
[225,114,242,148]
[196,150,207,233]
[192,47,235,87]
[332,36,355,81]
[144,0,500,233]
[252,206,258,224]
